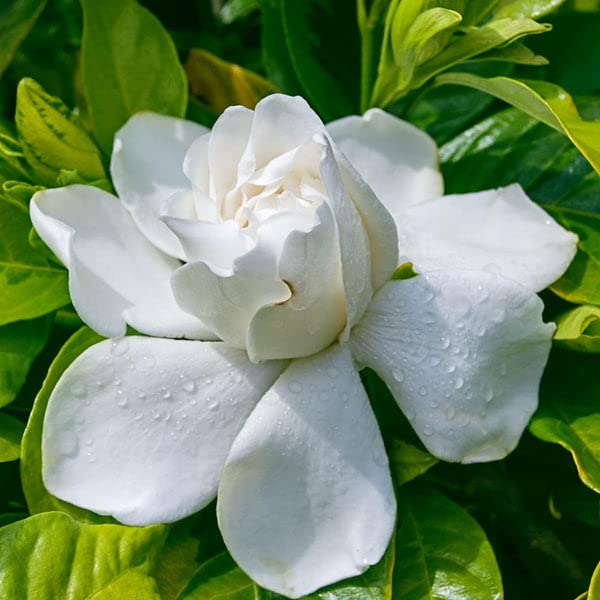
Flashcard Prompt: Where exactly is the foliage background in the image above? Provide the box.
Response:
[0,0,599,598]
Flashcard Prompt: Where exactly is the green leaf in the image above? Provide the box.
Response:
[0,0,46,77]
[530,349,600,494]
[588,561,600,600]
[178,552,255,600]
[89,568,161,599]
[259,0,361,120]
[546,207,600,306]
[491,0,566,19]
[0,413,25,463]
[21,326,107,521]
[554,305,600,352]
[184,49,279,113]
[0,511,166,598]
[434,72,600,174]
[218,0,259,24]
[80,0,188,155]
[0,198,69,326]
[467,42,548,65]
[0,315,52,408]
[393,483,503,600]
[15,78,106,187]
[389,439,438,486]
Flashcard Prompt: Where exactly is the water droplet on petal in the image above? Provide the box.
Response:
[111,338,129,356]
[454,376,464,390]
[182,380,196,393]
[392,368,405,383]
[116,391,128,407]
[71,382,86,398]
[327,366,340,379]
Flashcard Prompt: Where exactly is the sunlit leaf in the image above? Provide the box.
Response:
[81,0,188,154]
[185,49,279,113]
[434,73,600,174]
[554,305,600,353]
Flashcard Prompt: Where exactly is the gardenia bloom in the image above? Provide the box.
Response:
[31,95,577,598]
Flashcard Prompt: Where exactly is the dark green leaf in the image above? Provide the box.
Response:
[0,315,52,408]
[0,0,46,77]
[389,439,438,486]
[0,413,25,463]
[530,349,600,493]
[20,326,108,521]
[393,483,503,600]
[81,0,188,154]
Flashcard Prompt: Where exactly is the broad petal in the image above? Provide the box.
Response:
[398,184,578,292]
[351,272,554,463]
[326,108,443,214]
[42,337,285,525]
[30,185,212,339]
[111,112,208,259]
[217,344,396,598]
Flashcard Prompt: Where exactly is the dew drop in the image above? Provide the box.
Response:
[152,410,161,420]
[429,355,441,367]
[454,376,464,390]
[392,368,405,383]
[71,382,86,398]
[445,363,456,373]
[231,371,243,384]
[162,389,172,400]
[138,392,147,400]
[110,338,129,356]
[439,336,451,350]
[209,401,219,412]
[326,366,340,379]
[113,377,122,387]
[418,386,428,397]
[485,389,495,403]
[423,425,433,436]
[182,380,196,393]
[116,391,128,407]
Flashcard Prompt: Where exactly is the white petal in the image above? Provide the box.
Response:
[247,201,347,361]
[351,271,554,463]
[217,344,396,598]
[327,108,443,214]
[398,184,578,292]
[332,149,399,289]
[42,337,285,525]
[111,112,208,259]
[318,135,373,334]
[239,94,324,174]
[30,185,212,339]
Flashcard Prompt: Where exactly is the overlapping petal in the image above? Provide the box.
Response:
[111,112,208,258]
[30,185,212,339]
[327,108,443,214]
[351,271,554,462]
[218,344,395,598]
[42,337,286,525]
[397,184,578,292]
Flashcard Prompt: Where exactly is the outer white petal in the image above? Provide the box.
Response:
[30,185,212,339]
[351,271,554,463]
[398,184,578,292]
[217,344,396,598]
[111,112,208,259]
[42,337,285,525]
[326,108,443,214]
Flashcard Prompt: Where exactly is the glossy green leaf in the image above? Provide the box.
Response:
[389,439,438,486]
[467,42,548,65]
[0,198,69,326]
[0,0,46,76]
[15,78,106,186]
[554,305,600,352]
[81,0,188,155]
[588,561,600,600]
[218,0,259,24]
[178,552,255,600]
[0,413,25,462]
[259,0,361,120]
[20,326,107,521]
[492,0,566,19]
[530,349,600,493]
[0,315,52,408]
[546,207,600,306]
[0,511,166,598]
[393,483,503,600]
[434,72,600,174]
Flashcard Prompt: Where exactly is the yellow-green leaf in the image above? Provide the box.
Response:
[434,72,600,174]
[389,439,438,486]
[185,49,279,113]
[555,305,600,353]
[15,78,106,187]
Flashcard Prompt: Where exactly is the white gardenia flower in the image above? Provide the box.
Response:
[31,95,577,598]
